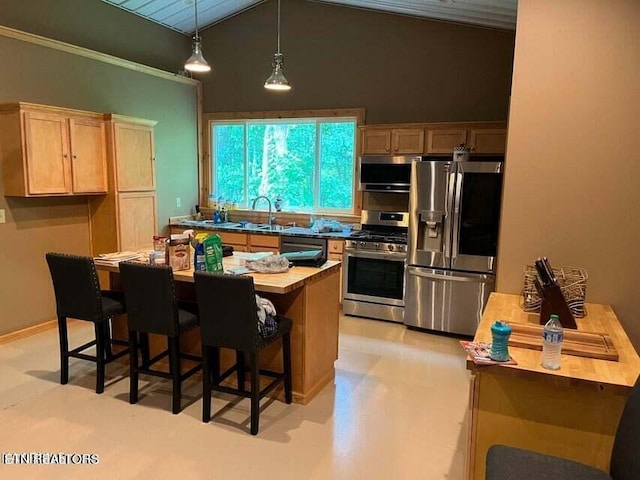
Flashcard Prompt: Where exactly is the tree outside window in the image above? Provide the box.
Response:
[212,118,356,213]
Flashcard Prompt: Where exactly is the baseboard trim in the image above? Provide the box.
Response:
[0,319,60,345]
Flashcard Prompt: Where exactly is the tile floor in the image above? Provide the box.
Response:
[0,315,470,480]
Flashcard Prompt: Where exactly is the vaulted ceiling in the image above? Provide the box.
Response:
[102,0,517,35]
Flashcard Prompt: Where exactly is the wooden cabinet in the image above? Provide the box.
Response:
[89,115,158,255]
[469,129,507,153]
[426,129,468,154]
[69,117,108,193]
[361,128,424,155]
[427,127,507,154]
[0,103,107,196]
[218,231,248,252]
[117,192,157,251]
[361,129,391,154]
[392,129,424,154]
[360,122,507,156]
[113,121,155,191]
[248,234,280,253]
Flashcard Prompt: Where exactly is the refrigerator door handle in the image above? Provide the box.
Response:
[451,171,463,262]
[443,170,456,260]
[408,267,491,283]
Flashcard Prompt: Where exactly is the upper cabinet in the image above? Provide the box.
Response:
[468,128,507,154]
[361,128,424,155]
[109,117,156,191]
[0,103,107,196]
[360,122,507,156]
[426,129,468,154]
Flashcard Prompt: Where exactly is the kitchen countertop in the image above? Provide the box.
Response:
[170,219,354,239]
[466,292,640,480]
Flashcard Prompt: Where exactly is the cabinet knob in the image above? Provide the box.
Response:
[63,153,68,158]
[73,154,77,159]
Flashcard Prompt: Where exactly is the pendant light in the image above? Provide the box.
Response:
[264,0,291,91]
[185,0,211,73]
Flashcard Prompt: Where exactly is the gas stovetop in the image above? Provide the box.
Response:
[346,229,408,253]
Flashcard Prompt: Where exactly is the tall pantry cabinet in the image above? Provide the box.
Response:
[89,114,158,255]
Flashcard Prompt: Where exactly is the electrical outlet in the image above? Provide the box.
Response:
[0,209,5,224]
[176,197,182,208]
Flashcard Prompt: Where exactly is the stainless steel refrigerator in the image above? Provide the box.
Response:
[404,157,503,335]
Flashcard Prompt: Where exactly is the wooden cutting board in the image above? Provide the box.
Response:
[507,323,619,361]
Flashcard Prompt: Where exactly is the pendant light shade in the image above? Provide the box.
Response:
[185,38,210,72]
[264,0,291,91]
[185,0,211,73]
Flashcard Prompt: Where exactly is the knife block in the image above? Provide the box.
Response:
[535,280,577,329]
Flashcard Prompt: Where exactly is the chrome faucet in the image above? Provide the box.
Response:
[251,196,274,225]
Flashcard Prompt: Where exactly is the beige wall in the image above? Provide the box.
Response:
[0,33,199,335]
[199,0,515,123]
[497,0,640,347]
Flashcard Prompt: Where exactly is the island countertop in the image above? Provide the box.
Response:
[465,292,640,480]
[468,292,640,390]
[97,254,342,404]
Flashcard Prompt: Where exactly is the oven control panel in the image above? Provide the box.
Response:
[345,240,407,253]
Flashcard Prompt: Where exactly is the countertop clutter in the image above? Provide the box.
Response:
[171,219,354,239]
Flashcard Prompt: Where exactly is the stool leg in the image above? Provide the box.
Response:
[283,332,292,404]
[210,346,220,386]
[103,320,113,362]
[169,336,181,414]
[202,345,211,423]
[250,352,260,435]
[139,332,150,368]
[94,322,106,394]
[57,316,69,385]
[236,351,245,392]
[128,329,139,405]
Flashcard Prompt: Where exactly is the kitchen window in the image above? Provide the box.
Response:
[208,116,357,214]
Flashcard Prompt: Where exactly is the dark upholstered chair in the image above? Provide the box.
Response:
[119,262,201,414]
[45,252,129,394]
[486,374,640,480]
[194,271,293,435]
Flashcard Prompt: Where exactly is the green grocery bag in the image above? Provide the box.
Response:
[203,234,224,273]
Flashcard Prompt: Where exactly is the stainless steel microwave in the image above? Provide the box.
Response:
[358,155,419,193]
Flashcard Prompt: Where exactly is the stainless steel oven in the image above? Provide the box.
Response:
[342,210,408,323]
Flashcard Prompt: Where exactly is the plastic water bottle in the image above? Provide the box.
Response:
[541,314,563,370]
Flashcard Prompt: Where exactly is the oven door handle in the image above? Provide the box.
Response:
[344,249,407,261]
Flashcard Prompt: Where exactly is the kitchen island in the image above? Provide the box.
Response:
[101,257,341,405]
[465,292,640,480]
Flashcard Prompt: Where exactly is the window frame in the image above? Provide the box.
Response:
[202,108,365,215]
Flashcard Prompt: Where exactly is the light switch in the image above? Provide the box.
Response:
[0,209,5,224]
[176,197,182,208]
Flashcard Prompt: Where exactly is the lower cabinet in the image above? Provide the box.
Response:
[248,234,280,253]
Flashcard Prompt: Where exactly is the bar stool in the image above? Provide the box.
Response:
[194,271,293,435]
[119,262,201,414]
[45,252,129,394]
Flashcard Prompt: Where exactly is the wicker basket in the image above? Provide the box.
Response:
[521,265,588,318]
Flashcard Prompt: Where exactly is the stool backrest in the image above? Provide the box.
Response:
[610,374,640,480]
[46,252,103,322]
[194,272,260,352]
[119,262,180,337]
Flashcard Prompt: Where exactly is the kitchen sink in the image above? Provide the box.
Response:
[177,219,292,232]
[251,224,290,231]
